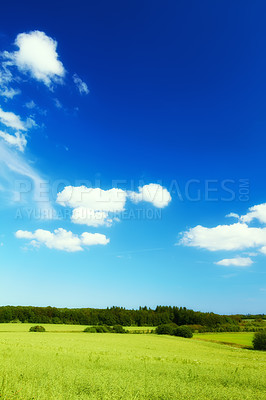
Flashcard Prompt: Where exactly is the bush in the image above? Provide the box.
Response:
[95,325,111,333]
[112,325,126,333]
[29,325,45,332]
[84,327,97,333]
[84,325,114,333]
[253,331,266,350]
[156,323,177,335]
[156,324,193,338]
[173,326,193,338]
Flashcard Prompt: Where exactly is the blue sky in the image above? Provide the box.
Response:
[0,1,266,314]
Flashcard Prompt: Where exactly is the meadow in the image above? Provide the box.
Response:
[193,332,254,348]
[0,324,265,400]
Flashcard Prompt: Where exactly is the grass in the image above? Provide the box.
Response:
[193,332,254,348]
[0,324,265,399]
[0,324,154,333]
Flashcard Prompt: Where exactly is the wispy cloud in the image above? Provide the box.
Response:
[73,73,89,95]
[0,106,27,130]
[0,87,20,99]
[216,257,253,267]
[54,98,63,109]
[0,130,26,152]
[0,141,55,218]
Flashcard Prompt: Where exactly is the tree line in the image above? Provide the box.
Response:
[0,305,242,327]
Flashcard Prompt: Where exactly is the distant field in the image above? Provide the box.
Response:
[0,323,154,333]
[0,323,88,332]
[0,324,265,399]
[193,332,254,347]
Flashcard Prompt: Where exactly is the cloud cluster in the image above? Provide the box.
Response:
[180,201,266,267]
[0,31,171,254]
[16,228,109,252]
[57,183,171,227]
[180,222,266,251]
[3,31,65,87]
[0,30,90,153]
[0,31,67,152]
[0,106,37,152]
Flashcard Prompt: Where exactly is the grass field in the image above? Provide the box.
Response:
[0,324,154,333]
[193,332,254,348]
[0,324,265,399]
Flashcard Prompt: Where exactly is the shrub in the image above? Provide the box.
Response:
[95,325,109,333]
[253,331,266,350]
[84,325,127,334]
[102,325,113,332]
[84,327,97,333]
[84,325,113,333]
[29,325,45,332]
[156,323,177,335]
[112,325,126,333]
[173,326,193,338]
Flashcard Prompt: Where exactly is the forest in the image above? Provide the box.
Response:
[0,305,263,329]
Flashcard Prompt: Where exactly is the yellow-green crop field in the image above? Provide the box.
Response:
[0,324,265,400]
[193,332,254,347]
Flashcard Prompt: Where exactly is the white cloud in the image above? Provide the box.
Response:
[180,200,266,265]
[244,252,258,257]
[15,228,109,252]
[128,183,171,208]
[16,230,33,239]
[25,100,36,109]
[0,107,26,130]
[73,73,89,95]
[4,31,65,87]
[57,184,171,227]
[24,100,47,116]
[0,130,27,152]
[81,232,110,246]
[259,246,266,254]
[226,212,239,220]
[0,63,13,87]
[240,203,266,224]
[54,98,63,109]
[71,207,112,227]
[0,107,37,151]
[0,87,21,99]
[216,257,253,267]
[25,117,37,129]
[180,222,266,251]
[57,186,127,212]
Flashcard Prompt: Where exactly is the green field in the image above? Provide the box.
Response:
[0,324,265,400]
[193,332,254,348]
[0,323,154,333]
